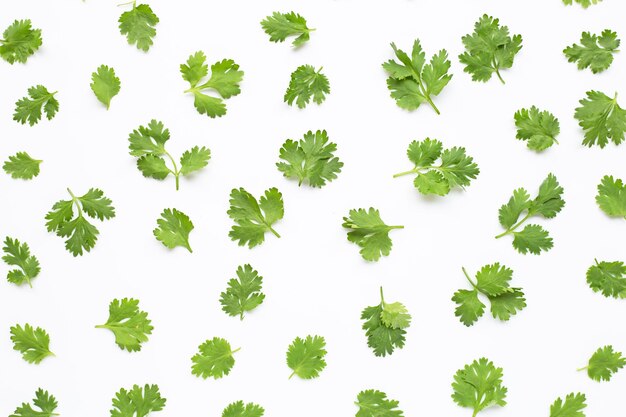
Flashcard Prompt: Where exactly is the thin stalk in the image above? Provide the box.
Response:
[162,150,180,190]
[577,366,588,372]
[495,212,531,239]
[268,226,281,238]
[379,286,385,305]
[67,188,84,218]
[495,68,505,84]
[462,267,478,290]
[410,68,440,115]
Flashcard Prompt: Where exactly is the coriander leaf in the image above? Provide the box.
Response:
[220,264,265,320]
[261,12,314,47]
[579,345,626,382]
[153,208,194,252]
[9,388,58,417]
[342,208,403,262]
[3,151,42,179]
[361,287,409,357]
[452,358,507,416]
[382,39,452,114]
[0,19,42,64]
[381,302,411,329]
[564,30,620,74]
[179,146,211,176]
[514,107,560,151]
[459,14,523,84]
[452,290,485,327]
[227,187,283,248]
[111,384,166,417]
[563,0,601,8]
[45,187,115,256]
[181,51,244,118]
[586,259,626,298]
[489,288,527,321]
[10,323,54,364]
[355,389,404,417]
[13,85,58,126]
[512,224,553,254]
[596,175,626,219]
[393,138,479,195]
[286,335,327,379]
[2,236,40,287]
[96,298,153,352]
[118,2,159,51]
[575,91,626,148]
[276,129,343,187]
[284,65,329,108]
[191,337,239,379]
[550,393,587,417]
[222,401,265,417]
[91,65,121,109]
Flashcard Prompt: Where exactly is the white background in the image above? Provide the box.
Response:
[1,0,626,415]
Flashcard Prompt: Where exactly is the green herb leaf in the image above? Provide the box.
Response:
[261,12,313,47]
[153,208,194,252]
[452,358,507,416]
[0,19,42,64]
[361,288,409,357]
[550,393,587,417]
[222,401,265,417]
[355,389,404,417]
[514,107,560,151]
[191,337,239,379]
[13,85,58,126]
[580,345,626,382]
[342,208,403,262]
[563,0,601,8]
[9,388,58,417]
[228,187,283,248]
[10,323,54,364]
[284,65,329,108]
[118,3,159,51]
[3,152,42,179]
[564,30,619,74]
[220,264,265,320]
[111,384,166,417]
[286,335,327,379]
[596,175,626,219]
[2,236,40,287]
[96,298,153,352]
[575,91,626,148]
[91,65,121,109]
[586,259,626,298]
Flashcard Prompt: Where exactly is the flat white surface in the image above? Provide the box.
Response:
[1,0,626,415]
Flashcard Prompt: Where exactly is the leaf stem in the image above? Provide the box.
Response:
[162,150,180,191]
[268,226,281,238]
[577,366,588,372]
[495,68,505,84]
[388,225,404,230]
[462,267,478,290]
[495,212,531,239]
[67,187,84,218]
[379,286,385,305]
[288,371,296,379]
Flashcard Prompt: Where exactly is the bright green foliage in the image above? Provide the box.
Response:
[276,129,343,187]
[153,208,194,252]
[587,259,626,298]
[459,14,523,84]
[10,323,54,364]
[361,287,411,357]
[355,390,404,417]
[284,65,330,108]
[220,264,265,320]
[342,208,403,262]
[128,120,211,190]
[191,337,239,379]
[596,175,626,219]
[496,173,565,254]
[118,2,159,51]
[453,264,526,326]
[382,39,452,115]
[111,384,166,417]
[91,65,121,109]
[563,0,601,7]
[286,335,327,379]
[227,187,283,248]
[0,19,42,64]
[550,393,587,417]
[96,298,153,352]
[222,401,265,417]
[575,91,626,148]
[564,30,620,74]
[3,152,42,179]
[514,107,560,151]
[580,345,626,382]
[13,85,58,126]
[452,358,507,417]
[181,51,244,118]
[2,237,40,287]
[261,12,314,47]
[45,188,115,256]
[9,389,58,417]
[393,138,479,195]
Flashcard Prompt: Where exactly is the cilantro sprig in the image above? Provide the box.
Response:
[514,107,560,151]
[575,91,626,148]
[587,259,626,298]
[153,208,194,252]
[9,389,58,417]
[2,236,40,287]
[261,12,314,47]
[361,287,411,357]
[3,152,42,179]
[13,85,59,126]
[343,208,403,261]
[220,264,265,320]
[10,323,54,364]
[563,0,601,7]
[284,65,330,108]
[191,337,240,379]
[91,65,121,109]
[286,335,327,379]
[355,389,404,417]
[228,187,284,248]
[452,358,507,416]
[222,401,265,417]
[111,384,166,417]
[578,345,626,382]
[596,175,626,219]
[96,298,153,352]
[0,19,42,64]
[564,30,620,74]
[549,393,587,417]
[118,1,159,51]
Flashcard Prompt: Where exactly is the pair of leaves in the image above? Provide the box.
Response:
[579,345,626,382]
[361,287,411,357]
[549,393,587,417]
[596,175,626,219]
[452,264,526,326]
[9,389,57,417]
[261,11,314,47]
[575,91,626,148]
[343,208,403,262]
[118,2,159,51]
[13,85,59,126]
[96,298,153,352]
[111,384,166,417]
[191,337,239,379]
[228,187,284,248]
[587,259,626,298]
[10,323,54,364]
[382,39,452,115]
[284,65,330,108]
[564,30,620,74]
[3,152,42,179]
[355,389,404,417]
[91,65,121,109]
[2,236,40,287]
[220,264,265,320]
[0,19,42,64]
[45,188,115,256]
[128,120,211,190]
[452,358,507,417]
[222,401,264,417]
[276,129,343,187]
[393,138,479,195]
[563,0,601,7]
[496,173,565,254]
[287,335,327,379]
[514,107,560,151]
[153,208,194,252]
[181,51,244,118]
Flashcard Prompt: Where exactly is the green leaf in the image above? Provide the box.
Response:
[13,85,58,126]
[96,298,153,352]
[180,146,211,176]
[512,224,553,254]
[381,302,411,329]
[3,152,42,179]
[564,30,620,74]
[563,0,602,8]
[596,175,626,219]
[550,393,587,417]
[2,236,40,287]
[9,388,58,417]
[284,65,330,108]
[0,19,42,64]
[191,337,239,379]
[581,345,626,382]
[261,11,313,47]
[111,384,166,417]
[514,107,560,151]
[286,335,327,379]
[361,288,408,356]
[575,91,626,148]
[459,14,523,84]
[355,389,404,417]
[220,264,265,320]
[153,208,194,252]
[452,358,507,416]
[474,263,513,296]
[222,401,264,417]
[452,289,485,326]
[531,173,566,218]
[228,187,284,248]
[489,288,527,321]
[586,259,626,298]
[498,188,531,229]
[10,323,54,364]
[118,3,159,51]
[276,129,343,187]
[91,65,121,109]
[342,208,403,262]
